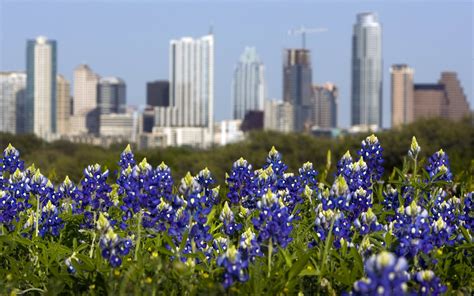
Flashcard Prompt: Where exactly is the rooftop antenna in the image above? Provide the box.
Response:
[288,25,328,49]
[209,23,214,35]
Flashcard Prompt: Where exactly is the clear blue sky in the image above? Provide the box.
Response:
[1,0,472,128]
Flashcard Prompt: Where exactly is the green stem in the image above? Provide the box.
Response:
[413,157,418,181]
[134,211,143,261]
[89,212,97,258]
[35,195,40,237]
[267,238,273,278]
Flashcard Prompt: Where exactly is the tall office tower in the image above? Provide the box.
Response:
[351,12,383,128]
[0,72,26,134]
[72,64,100,134]
[153,34,214,147]
[264,100,294,133]
[439,72,470,120]
[147,80,169,107]
[26,36,57,139]
[56,75,70,135]
[391,64,414,127]
[169,34,214,129]
[232,47,265,120]
[98,77,126,114]
[312,83,338,128]
[283,49,312,132]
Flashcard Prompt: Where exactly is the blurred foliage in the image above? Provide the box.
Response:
[0,117,472,184]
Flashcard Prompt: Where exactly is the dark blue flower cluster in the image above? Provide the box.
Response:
[97,213,132,268]
[350,251,410,295]
[425,149,453,182]
[358,134,384,182]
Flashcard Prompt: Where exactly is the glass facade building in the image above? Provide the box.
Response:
[351,13,383,128]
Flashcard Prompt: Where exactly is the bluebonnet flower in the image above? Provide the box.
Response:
[241,166,274,210]
[460,192,473,231]
[65,257,76,274]
[264,146,287,177]
[0,190,18,231]
[415,270,447,296]
[336,150,353,180]
[392,201,433,258]
[217,245,249,289]
[408,136,421,160]
[8,168,31,211]
[430,216,454,248]
[97,213,132,268]
[350,251,410,295]
[425,149,453,182]
[119,158,153,228]
[118,144,136,170]
[252,190,295,248]
[196,167,218,207]
[226,158,254,205]
[277,173,304,211]
[238,228,262,262]
[39,200,64,238]
[298,161,318,188]
[220,202,242,236]
[1,144,25,174]
[358,134,384,181]
[354,208,383,235]
[58,176,82,213]
[30,170,58,206]
[81,164,113,213]
[348,158,372,191]
[382,185,399,214]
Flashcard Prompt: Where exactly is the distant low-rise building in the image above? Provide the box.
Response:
[413,72,469,121]
[264,100,294,133]
[99,112,137,141]
[214,120,244,146]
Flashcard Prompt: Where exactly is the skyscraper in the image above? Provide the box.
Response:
[154,34,214,147]
[351,12,383,128]
[391,64,414,127]
[26,36,57,139]
[72,64,100,134]
[283,49,312,132]
[56,74,70,135]
[312,83,338,129]
[232,47,265,120]
[147,80,169,107]
[0,72,26,134]
[98,77,126,114]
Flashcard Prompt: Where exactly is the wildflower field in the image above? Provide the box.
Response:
[0,134,472,295]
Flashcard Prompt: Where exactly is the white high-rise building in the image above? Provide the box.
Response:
[232,47,265,120]
[26,36,57,140]
[154,34,214,147]
[71,64,100,134]
[351,12,383,128]
[0,72,26,134]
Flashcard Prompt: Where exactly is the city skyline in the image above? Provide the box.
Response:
[0,1,472,128]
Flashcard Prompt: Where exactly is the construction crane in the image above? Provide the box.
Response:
[288,26,328,49]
